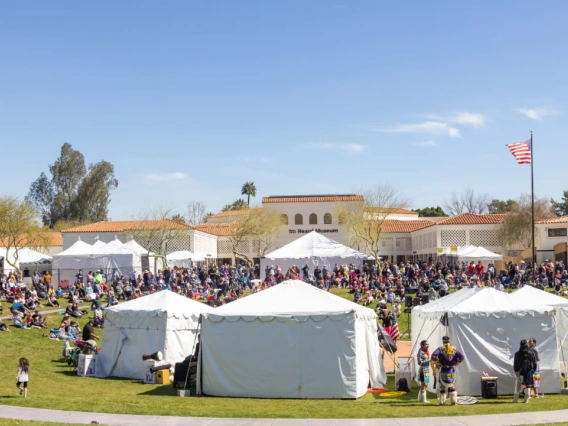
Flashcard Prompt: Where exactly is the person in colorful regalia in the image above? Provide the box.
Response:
[416,339,431,403]
[430,336,465,405]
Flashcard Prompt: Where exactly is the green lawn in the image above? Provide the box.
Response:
[1,306,567,419]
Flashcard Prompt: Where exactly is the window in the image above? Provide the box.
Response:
[295,214,303,225]
[280,214,289,225]
[309,213,317,225]
[324,213,332,224]
[548,228,567,237]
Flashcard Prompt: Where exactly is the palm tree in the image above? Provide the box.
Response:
[231,198,248,211]
[241,181,257,207]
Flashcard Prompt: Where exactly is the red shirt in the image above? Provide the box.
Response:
[476,264,484,275]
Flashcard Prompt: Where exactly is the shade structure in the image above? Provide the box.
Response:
[411,288,561,396]
[260,231,368,278]
[0,247,52,273]
[52,238,142,288]
[197,280,386,399]
[166,250,205,268]
[458,246,503,263]
[96,290,214,379]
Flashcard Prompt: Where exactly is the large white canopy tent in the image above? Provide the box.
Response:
[260,231,368,279]
[166,250,205,268]
[0,247,52,274]
[436,245,502,266]
[96,290,214,380]
[197,280,386,399]
[411,287,562,396]
[509,286,568,374]
[52,238,143,287]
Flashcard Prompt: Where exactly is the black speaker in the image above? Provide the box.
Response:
[405,296,413,308]
[422,295,429,305]
[481,378,498,398]
[413,296,422,306]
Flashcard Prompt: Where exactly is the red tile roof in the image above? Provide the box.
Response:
[536,216,568,224]
[191,223,237,236]
[207,209,261,218]
[61,220,191,233]
[435,213,507,225]
[380,220,435,233]
[263,195,364,203]
[364,207,418,215]
[0,232,63,247]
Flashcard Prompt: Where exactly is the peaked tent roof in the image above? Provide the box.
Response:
[56,239,95,256]
[107,290,214,319]
[123,239,151,255]
[1,247,52,263]
[167,250,205,262]
[264,231,368,260]
[415,287,550,319]
[211,279,376,320]
[458,246,503,262]
[510,285,568,308]
[93,240,107,249]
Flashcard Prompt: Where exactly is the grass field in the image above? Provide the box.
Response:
[1,290,568,420]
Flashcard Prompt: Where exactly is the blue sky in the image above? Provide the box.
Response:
[1,1,567,219]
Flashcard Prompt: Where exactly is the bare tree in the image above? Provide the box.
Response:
[187,201,208,225]
[0,196,48,273]
[338,185,409,266]
[499,194,555,249]
[444,188,491,216]
[126,207,191,268]
[227,208,284,266]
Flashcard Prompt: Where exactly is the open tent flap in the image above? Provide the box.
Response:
[451,312,560,395]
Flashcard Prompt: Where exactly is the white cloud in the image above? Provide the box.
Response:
[421,112,486,128]
[516,107,557,121]
[411,140,438,147]
[374,121,461,138]
[310,142,366,152]
[145,172,187,182]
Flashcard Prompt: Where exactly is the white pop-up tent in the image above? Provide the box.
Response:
[458,246,503,263]
[0,247,52,274]
[197,280,386,399]
[260,231,368,278]
[167,250,205,268]
[411,287,562,396]
[96,290,214,380]
[52,238,142,287]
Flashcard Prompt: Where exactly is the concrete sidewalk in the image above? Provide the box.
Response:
[1,405,567,426]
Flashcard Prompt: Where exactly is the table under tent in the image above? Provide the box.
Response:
[411,287,563,396]
[260,231,368,279]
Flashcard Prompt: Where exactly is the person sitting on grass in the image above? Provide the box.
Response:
[32,310,47,328]
[10,301,30,318]
[93,306,104,328]
[354,289,362,304]
[65,303,82,318]
[0,318,10,332]
[364,291,374,306]
[12,313,30,329]
[46,293,60,307]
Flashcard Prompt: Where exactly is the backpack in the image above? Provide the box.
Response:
[396,377,410,392]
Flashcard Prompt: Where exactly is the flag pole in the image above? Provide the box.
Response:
[531,130,536,281]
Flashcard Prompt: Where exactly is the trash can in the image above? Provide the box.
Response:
[481,376,498,398]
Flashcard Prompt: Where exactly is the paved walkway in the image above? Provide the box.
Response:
[1,405,567,426]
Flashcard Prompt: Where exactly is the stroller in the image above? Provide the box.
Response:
[67,340,97,368]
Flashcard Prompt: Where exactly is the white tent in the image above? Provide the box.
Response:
[197,280,386,399]
[260,231,368,278]
[411,288,561,396]
[167,250,205,268]
[0,247,52,274]
[96,291,214,380]
[52,238,142,288]
[458,246,503,263]
[93,240,107,249]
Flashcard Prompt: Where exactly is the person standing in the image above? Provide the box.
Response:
[16,357,29,398]
[528,337,541,398]
[431,336,465,405]
[513,339,537,404]
[416,340,431,403]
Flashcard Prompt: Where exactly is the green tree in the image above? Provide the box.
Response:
[241,181,257,207]
[552,190,568,216]
[221,199,249,212]
[488,199,518,214]
[170,213,187,224]
[412,206,446,217]
[26,143,118,226]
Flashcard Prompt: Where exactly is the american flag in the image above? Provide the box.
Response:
[506,140,531,164]
[390,314,401,341]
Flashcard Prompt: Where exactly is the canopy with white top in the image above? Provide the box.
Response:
[166,250,205,268]
[260,231,368,278]
[197,280,386,399]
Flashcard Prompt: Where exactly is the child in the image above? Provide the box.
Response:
[16,357,29,398]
